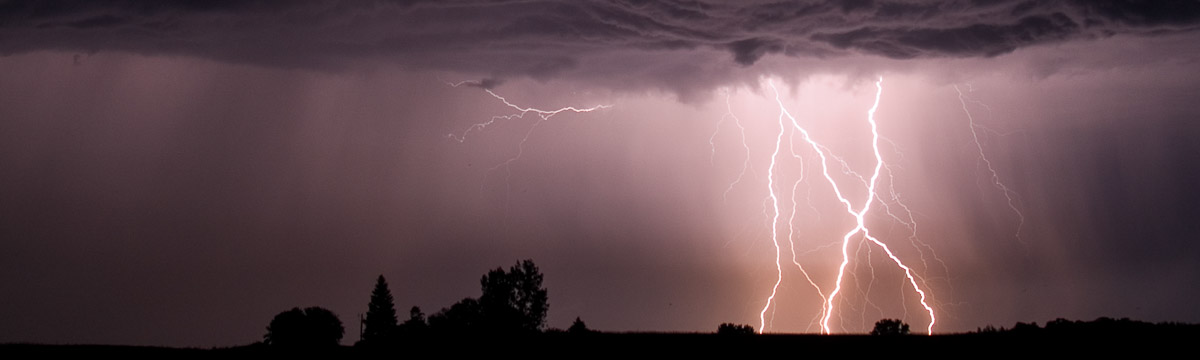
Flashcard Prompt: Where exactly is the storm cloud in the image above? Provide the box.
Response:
[3,0,1199,82]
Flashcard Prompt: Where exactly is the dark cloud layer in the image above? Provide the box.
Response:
[2,0,1198,80]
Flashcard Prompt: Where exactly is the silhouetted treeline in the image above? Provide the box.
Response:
[355,259,553,349]
[6,315,1199,357]
[247,256,1199,354]
[970,317,1200,337]
[717,323,754,335]
[257,259,555,350]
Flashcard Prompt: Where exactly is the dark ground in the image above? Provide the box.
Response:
[4,330,1197,358]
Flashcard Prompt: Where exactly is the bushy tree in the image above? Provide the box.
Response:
[362,275,399,345]
[265,308,307,346]
[265,307,345,347]
[717,323,755,335]
[870,319,910,336]
[429,298,484,334]
[479,259,549,333]
[398,306,429,335]
[426,259,549,335]
[1011,321,1041,333]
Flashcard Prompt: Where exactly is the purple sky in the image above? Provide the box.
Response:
[2,0,1200,346]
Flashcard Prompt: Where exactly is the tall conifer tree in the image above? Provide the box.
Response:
[362,275,398,344]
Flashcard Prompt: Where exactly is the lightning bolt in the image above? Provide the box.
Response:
[447,84,612,144]
[446,81,612,212]
[785,100,829,332]
[876,152,952,291]
[757,77,936,335]
[758,80,789,332]
[953,85,1025,245]
[710,89,756,202]
[453,76,958,336]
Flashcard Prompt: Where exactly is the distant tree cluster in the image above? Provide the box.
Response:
[870,319,910,336]
[426,259,549,335]
[262,259,561,349]
[717,323,755,335]
[970,317,1200,336]
[398,306,428,335]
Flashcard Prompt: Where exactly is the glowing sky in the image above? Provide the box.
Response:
[2,0,1199,346]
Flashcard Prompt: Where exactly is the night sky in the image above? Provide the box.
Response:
[2,0,1200,347]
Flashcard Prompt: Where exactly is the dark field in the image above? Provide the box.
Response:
[5,330,1197,357]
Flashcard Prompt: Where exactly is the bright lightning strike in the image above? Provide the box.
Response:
[757,77,936,335]
[449,76,1001,336]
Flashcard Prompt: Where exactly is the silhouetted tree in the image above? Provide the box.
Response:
[265,308,307,347]
[1011,321,1041,333]
[428,298,484,334]
[974,324,1000,333]
[478,259,549,333]
[1044,318,1077,333]
[423,259,549,335]
[265,307,345,347]
[398,306,428,335]
[568,317,591,334]
[361,275,399,345]
[717,323,755,335]
[870,319,910,336]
